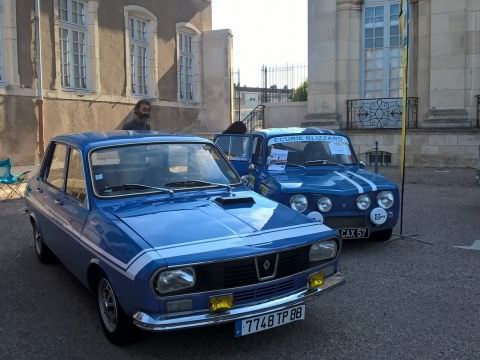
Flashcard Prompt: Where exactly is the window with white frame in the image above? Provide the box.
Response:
[58,0,88,89]
[129,16,149,95]
[363,1,402,99]
[178,32,194,101]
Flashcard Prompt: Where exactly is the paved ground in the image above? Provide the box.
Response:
[0,167,479,360]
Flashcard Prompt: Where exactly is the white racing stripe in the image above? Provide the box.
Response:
[334,171,364,194]
[346,171,378,192]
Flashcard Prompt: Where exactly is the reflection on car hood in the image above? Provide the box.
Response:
[110,191,334,266]
[269,168,398,195]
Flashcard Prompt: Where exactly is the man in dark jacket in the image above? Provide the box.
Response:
[122,99,152,130]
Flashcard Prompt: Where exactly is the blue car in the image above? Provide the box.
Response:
[24,131,344,344]
[214,128,399,241]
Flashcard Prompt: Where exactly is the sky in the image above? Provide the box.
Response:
[212,0,308,87]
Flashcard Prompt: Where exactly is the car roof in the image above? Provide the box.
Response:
[52,131,211,151]
[254,127,346,138]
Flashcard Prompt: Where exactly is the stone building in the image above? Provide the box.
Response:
[0,0,233,165]
[266,0,480,167]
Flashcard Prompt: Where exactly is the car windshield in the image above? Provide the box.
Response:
[90,143,240,197]
[266,134,357,171]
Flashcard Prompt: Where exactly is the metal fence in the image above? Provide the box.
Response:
[346,97,418,129]
[261,64,307,103]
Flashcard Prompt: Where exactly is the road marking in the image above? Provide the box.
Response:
[453,240,480,251]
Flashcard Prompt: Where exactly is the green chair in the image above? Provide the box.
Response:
[0,158,30,200]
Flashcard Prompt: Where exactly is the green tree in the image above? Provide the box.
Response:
[291,80,308,101]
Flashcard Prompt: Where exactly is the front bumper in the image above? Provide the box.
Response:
[133,272,345,332]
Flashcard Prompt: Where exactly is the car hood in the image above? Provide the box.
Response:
[109,190,334,266]
[268,167,398,195]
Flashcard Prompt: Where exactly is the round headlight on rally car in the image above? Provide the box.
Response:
[377,191,394,209]
[309,240,338,262]
[317,197,332,213]
[290,194,308,212]
[155,267,196,294]
[356,194,371,210]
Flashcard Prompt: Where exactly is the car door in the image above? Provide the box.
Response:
[53,146,90,276]
[39,142,69,255]
[214,134,252,176]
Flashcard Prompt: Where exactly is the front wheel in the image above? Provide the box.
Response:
[370,228,393,242]
[96,275,138,345]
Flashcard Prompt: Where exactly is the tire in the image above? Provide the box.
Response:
[371,228,393,242]
[32,221,57,263]
[95,273,138,345]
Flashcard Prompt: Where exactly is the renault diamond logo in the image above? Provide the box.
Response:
[263,259,271,271]
[255,254,279,281]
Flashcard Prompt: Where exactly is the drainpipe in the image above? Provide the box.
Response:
[34,0,44,159]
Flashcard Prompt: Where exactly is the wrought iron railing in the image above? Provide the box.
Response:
[346,97,418,129]
[242,104,265,132]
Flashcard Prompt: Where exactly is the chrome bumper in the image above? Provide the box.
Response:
[133,272,345,332]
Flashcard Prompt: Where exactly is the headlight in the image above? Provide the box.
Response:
[377,191,394,209]
[317,197,332,212]
[155,267,196,294]
[356,194,371,210]
[309,240,337,262]
[290,194,308,212]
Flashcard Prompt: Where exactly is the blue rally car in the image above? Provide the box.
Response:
[24,131,345,344]
[214,128,399,241]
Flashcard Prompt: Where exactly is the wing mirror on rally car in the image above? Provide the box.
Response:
[359,161,366,169]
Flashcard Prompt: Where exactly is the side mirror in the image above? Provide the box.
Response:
[241,175,249,185]
[359,161,366,169]
[248,163,256,171]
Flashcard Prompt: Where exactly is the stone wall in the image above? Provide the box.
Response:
[347,129,480,168]
[264,102,308,128]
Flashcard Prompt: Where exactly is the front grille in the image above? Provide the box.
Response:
[234,279,296,304]
[186,245,322,295]
[324,216,366,229]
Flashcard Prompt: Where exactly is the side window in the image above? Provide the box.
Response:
[45,143,68,189]
[215,136,250,161]
[252,137,264,165]
[66,148,87,204]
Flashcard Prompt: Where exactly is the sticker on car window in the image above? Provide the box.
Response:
[328,142,351,155]
[95,174,103,180]
[268,149,289,171]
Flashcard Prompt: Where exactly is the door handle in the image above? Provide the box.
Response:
[54,199,63,206]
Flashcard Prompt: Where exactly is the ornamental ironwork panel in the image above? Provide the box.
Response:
[346,97,418,129]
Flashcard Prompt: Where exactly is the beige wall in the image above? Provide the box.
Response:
[348,129,480,167]
[0,95,38,165]
[264,102,308,128]
[308,0,480,128]
[0,0,234,165]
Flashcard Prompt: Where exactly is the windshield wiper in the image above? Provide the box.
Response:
[101,183,174,195]
[164,180,233,191]
[285,162,306,169]
[304,160,345,167]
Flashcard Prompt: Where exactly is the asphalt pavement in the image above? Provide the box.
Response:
[0,167,479,360]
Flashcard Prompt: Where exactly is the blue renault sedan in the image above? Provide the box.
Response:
[214,128,399,241]
[24,131,344,344]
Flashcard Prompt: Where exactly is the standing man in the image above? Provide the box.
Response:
[122,99,152,130]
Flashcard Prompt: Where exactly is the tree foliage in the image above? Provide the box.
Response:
[290,80,308,102]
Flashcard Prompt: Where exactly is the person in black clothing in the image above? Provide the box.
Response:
[122,99,152,130]
[223,121,247,134]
